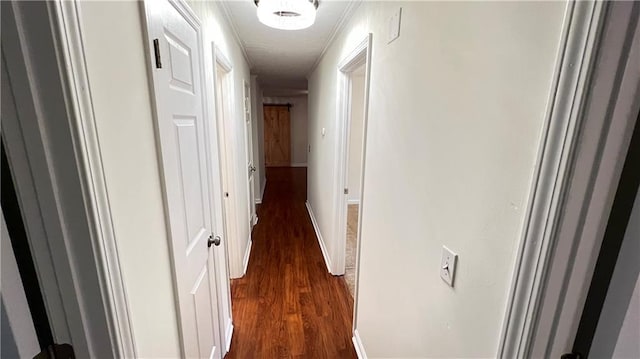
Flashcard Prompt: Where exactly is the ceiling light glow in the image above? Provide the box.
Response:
[255,0,318,31]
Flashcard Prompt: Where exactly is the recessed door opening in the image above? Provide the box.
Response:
[213,48,246,284]
[344,64,366,298]
[332,36,372,331]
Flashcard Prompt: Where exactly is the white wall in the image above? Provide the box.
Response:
[347,72,365,203]
[78,0,250,355]
[78,2,181,356]
[591,189,640,359]
[307,2,565,357]
[263,96,309,166]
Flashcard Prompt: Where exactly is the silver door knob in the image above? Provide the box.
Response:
[207,235,221,248]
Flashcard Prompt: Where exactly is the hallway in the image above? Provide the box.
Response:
[227,168,356,358]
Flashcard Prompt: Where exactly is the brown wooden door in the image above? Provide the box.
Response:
[263,105,291,167]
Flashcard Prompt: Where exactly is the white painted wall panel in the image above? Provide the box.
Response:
[307,2,565,356]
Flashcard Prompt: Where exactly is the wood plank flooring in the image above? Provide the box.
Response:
[226,167,356,359]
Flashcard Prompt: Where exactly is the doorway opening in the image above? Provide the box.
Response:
[213,46,244,281]
[343,64,366,297]
[334,34,372,322]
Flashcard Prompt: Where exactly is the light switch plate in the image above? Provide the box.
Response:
[387,7,402,44]
[440,246,457,287]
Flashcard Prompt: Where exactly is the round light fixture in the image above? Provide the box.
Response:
[255,0,318,31]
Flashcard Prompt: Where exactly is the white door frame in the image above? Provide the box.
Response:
[498,1,640,357]
[207,43,236,350]
[331,34,373,357]
[1,0,135,357]
[211,44,248,281]
[528,3,640,357]
[333,34,372,277]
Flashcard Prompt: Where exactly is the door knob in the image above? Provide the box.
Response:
[207,235,221,248]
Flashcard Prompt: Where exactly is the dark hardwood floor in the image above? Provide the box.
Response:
[226,167,356,359]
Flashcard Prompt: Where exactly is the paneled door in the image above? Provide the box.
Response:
[144,0,223,358]
[243,81,256,225]
[264,105,291,167]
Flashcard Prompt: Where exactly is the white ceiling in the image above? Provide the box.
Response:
[221,0,357,93]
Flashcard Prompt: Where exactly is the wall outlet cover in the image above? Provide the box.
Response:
[440,245,458,287]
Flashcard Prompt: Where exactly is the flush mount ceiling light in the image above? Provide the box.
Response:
[254,0,318,30]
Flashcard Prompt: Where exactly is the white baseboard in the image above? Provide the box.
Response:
[352,329,368,359]
[255,179,267,204]
[347,199,360,205]
[290,162,308,167]
[305,201,332,273]
[225,321,234,353]
[242,237,252,276]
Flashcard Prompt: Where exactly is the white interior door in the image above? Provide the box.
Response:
[243,81,257,225]
[144,1,222,358]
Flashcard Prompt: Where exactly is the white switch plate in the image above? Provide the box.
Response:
[440,246,457,287]
[387,7,402,44]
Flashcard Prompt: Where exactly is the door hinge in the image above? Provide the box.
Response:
[344,188,348,195]
[153,39,162,69]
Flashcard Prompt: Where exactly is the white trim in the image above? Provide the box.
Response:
[347,199,360,206]
[531,3,640,357]
[201,36,234,359]
[1,3,76,348]
[50,1,137,356]
[497,2,606,357]
[224,321,234,353]
[333,34,372,278]
[255,179,267,204]
[305,201,332,273]
[290,162,308,167]
[352,329,368,359]
[242,237,253,277]
[212,43,245,280]
[216,1,252,68]
[214,44,233,73]
[306,0,362,78]
[3,1,134,356]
